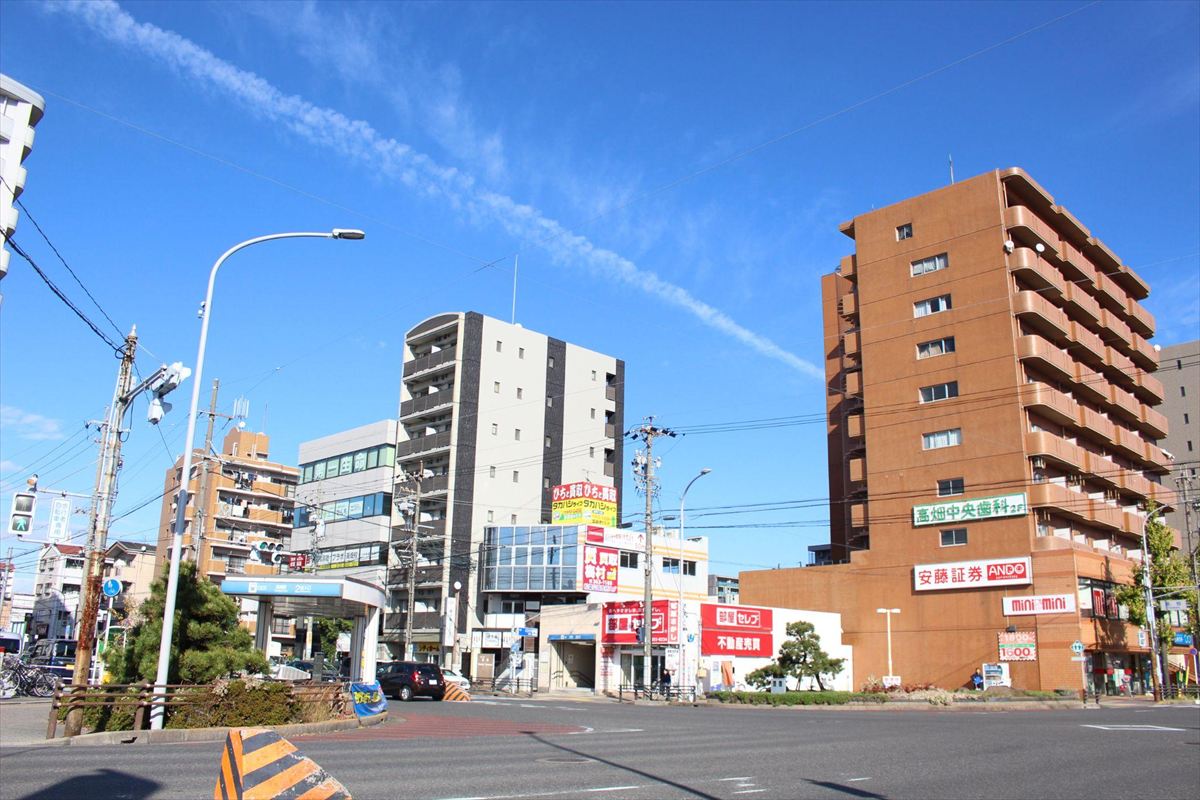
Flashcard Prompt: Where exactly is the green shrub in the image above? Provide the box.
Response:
[166,680,296,728]
[709,690,887,706]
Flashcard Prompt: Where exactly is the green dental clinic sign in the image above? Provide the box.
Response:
[912,493,1028,527]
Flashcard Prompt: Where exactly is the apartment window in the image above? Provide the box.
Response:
[548,356,555,368]
[589,447,596,458]
[547,397,554,408]
[662,557,681,574]
[517,387,524,399]
[590,408,596,420]
[514,429,521,441]
[489,466,496,478]
[512,471,519,483]
[1189,440,1194,452]
[511,514,518,524]
[896,223,913,241]
[940,528,968,547]
[1182,386,1187,397]
[620,551,639,569]
[917,336,955,359]
[519,347,525,359]
[494,381,501,394]
[937,478,965,497]
[543,477,551,488]
[923,427,962,450]
[914,294,952,318]
[496,340,503,353]
[487,510,494,523]
[911,253,948,276]
[1184,413,1190,424]
[919,381,959,404]
[491,423,498,436]
[591,370,597,381]
[545,436,552,449]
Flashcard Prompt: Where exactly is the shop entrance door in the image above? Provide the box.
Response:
[620,652,665,688]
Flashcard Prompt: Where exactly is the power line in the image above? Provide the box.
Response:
[1,234,124,354]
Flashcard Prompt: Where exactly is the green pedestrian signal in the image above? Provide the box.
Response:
[8,491,36,535]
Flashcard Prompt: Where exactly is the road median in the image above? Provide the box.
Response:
[33,710,388,747]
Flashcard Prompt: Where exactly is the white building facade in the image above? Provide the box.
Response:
[0,74,45,284]
[391,312,624,666]
[31,543,84,641]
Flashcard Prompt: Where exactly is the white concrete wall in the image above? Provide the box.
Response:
[701,606,854,692]
[560,342,619,488]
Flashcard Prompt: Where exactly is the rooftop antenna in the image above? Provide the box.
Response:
[511,254,519,324]
[948,153,955,185]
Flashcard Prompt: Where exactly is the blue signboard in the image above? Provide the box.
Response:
[548,634,595,642]
[101,579,122,598]
[516,627,538,637]
[1173,632,1194,647]
[350,681,388,717]
[219,579,342,597]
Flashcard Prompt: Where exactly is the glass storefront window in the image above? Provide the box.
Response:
[366,449,378,469]
[531,527,546,546]
[516,527,531,546]
[314,462,326,480]
[354,451,367,471]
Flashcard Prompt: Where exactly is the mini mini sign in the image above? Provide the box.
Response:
[912,493,1027,527]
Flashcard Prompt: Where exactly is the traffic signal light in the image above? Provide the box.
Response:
[254,541,285,565]
[7,491,36,536]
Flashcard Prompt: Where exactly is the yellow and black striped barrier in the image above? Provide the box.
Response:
[215,727,351,800]
[442,684,471,702]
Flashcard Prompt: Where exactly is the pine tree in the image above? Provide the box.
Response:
[106,561,268,684]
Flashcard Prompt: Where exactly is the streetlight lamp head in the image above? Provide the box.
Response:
[700,468,713,475]
[876,608,888,614]
[453,580,462,592]
[331,228,366,240]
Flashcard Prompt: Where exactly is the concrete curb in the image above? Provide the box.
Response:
[707,699,1088,712]
[32,711,388,747]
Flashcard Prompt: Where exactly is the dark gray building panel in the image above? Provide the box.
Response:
[541,337,567,521]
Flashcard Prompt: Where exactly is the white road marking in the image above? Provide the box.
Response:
[732,791,767,795]
[564,727,644,735]
[563,726,595,735]
[1081,724,1186,731]
[717,778,754,782]
[848,778,872,783]
[439,786,643,800]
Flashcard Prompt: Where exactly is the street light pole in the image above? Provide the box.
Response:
[1141,505,1165,701]
[150,229,364,730]
[678,468,711,688]
[876,608,900,680]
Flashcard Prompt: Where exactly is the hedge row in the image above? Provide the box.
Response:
[710,690,888,706]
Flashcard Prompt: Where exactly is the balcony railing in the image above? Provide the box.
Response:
[396,431,452,459]
[1020,384,1078,428]
[1125,299,1155,338]
[395,474,449,494]
[403,347,457,378]
[400,392,455,419]
[1127,335,1158,371]
[1026,431,1087,473]
[1010,247,1065,298]
[1014,291,1068,342]
[1005,206,1060,255]
[840,254,857,280]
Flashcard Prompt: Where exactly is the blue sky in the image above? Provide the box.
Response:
[1,0,1197,592]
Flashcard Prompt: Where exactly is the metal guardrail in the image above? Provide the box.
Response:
[46,680,351,739]
[617,684,698,702]
[473,677,537,694]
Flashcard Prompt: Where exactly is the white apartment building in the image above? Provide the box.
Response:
[390,312,625,665]
[31,543,84,641]
[0,74,45,284]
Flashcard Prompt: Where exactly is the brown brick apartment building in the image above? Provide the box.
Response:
[741,168,1176,694]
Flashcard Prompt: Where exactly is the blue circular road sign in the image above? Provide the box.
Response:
[102,578,122,598]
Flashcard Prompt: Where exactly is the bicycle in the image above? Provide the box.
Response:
[0,654,58,698]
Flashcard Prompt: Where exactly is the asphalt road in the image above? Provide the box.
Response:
[1,697,1197,800]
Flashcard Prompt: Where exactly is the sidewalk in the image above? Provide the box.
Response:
[0,698,52,746]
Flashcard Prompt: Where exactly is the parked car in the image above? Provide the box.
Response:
[0,633,22,656]
[378,661,445,701]
[25,638,76,681]
[442,668,471,692]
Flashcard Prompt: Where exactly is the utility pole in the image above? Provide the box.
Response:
[65,328,137,737]
[628,418,676,690]
[398,460,424,662]
[190,380,221,559]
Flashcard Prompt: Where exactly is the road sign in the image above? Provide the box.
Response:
[516,626,538,637]
[1071,640,1085,655]
[1160,599,1188,612]
[102,578,122,598]
[7,492,36,535]
[47,498,71,542]
[1070,656,1086,662]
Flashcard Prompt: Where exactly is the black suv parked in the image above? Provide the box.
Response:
[378,661,445,701]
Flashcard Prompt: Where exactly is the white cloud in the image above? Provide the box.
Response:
[48,0,822,379]
[0,460,20,474]
[230,0,508,183]
[0,406,66,441]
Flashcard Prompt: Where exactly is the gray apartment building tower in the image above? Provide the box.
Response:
[1157,340,1199,555]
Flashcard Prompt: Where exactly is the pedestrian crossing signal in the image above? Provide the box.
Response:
[7,492,35,536]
